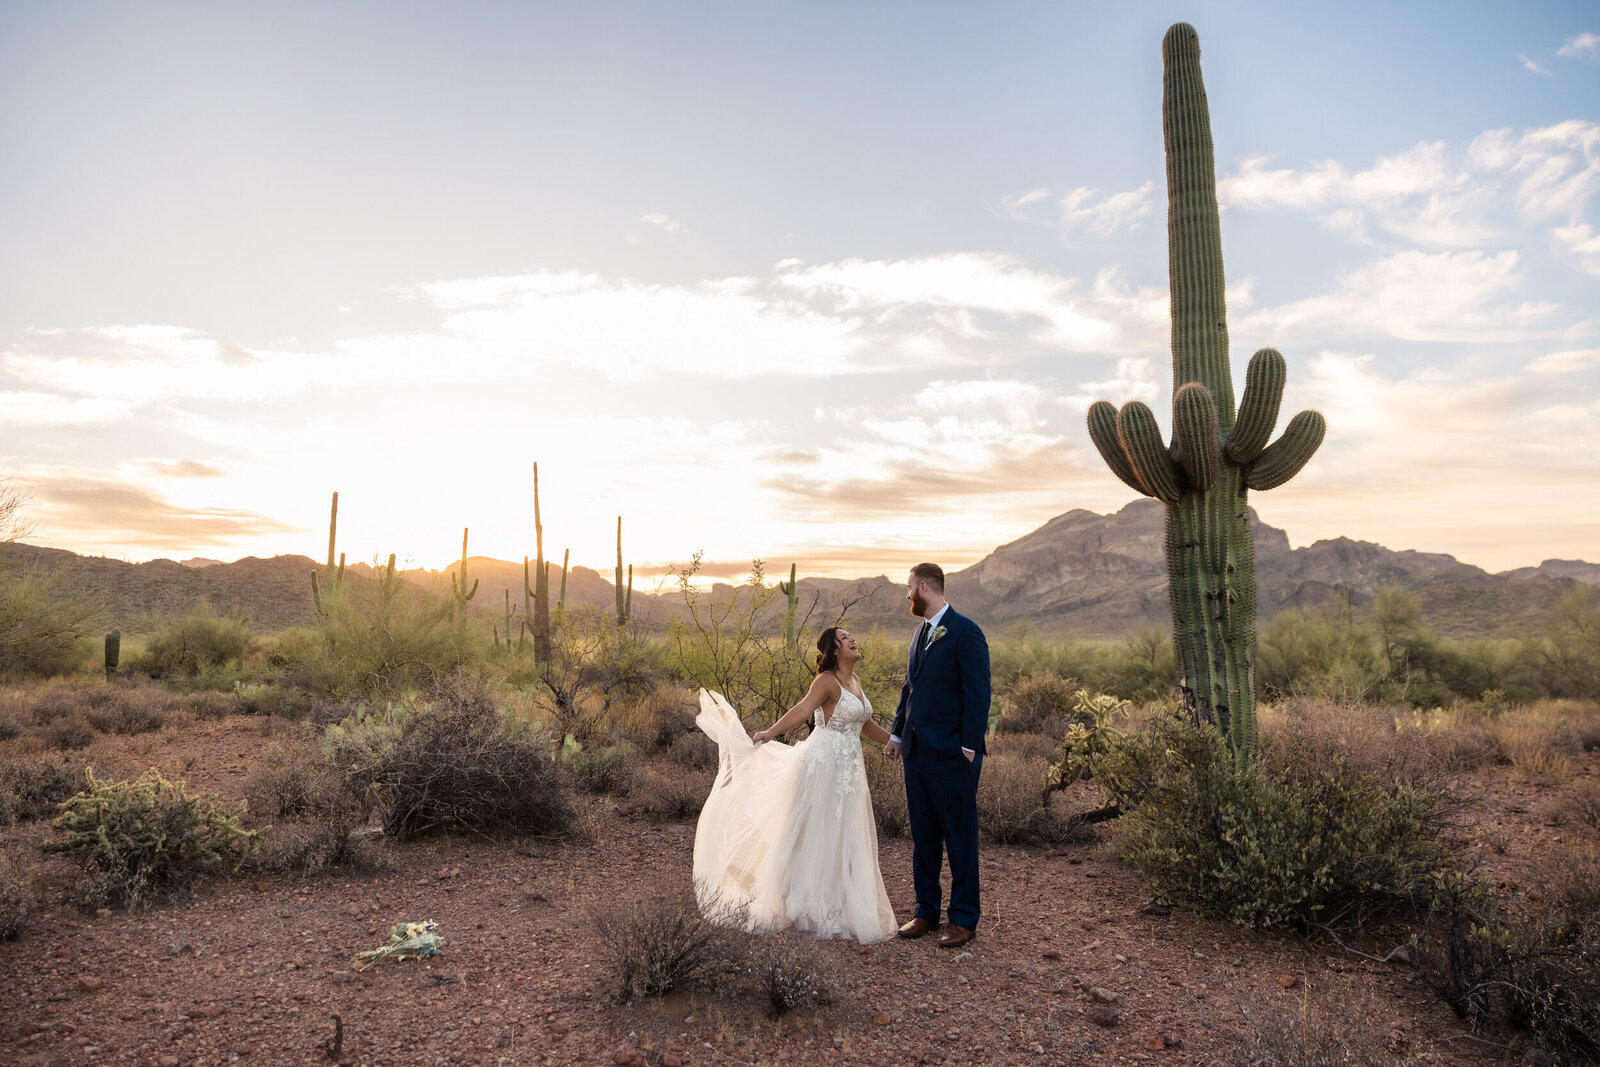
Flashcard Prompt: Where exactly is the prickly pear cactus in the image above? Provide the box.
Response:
[1087,24,1326,767]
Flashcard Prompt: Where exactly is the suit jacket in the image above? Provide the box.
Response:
[891,608,991,759]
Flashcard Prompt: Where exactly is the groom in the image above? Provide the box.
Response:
[885,563,990,948]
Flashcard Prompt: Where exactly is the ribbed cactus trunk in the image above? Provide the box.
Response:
[1087,24,1326,769]
[1162,24,1253,759]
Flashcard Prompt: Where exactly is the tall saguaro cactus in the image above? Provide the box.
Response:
[451,528,479,615]
[531,464,552,662]
[310,491,345,617]
[1087,24,1326,767]
[615,517,632,628]
[778,563,800,650]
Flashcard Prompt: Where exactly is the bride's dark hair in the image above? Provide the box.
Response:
[815,627,843,675]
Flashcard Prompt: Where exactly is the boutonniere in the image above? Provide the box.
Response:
[928,625,949,644]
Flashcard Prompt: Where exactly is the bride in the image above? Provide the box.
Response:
[692,627,899,943]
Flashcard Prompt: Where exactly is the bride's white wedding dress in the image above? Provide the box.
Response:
[692,687,898,944]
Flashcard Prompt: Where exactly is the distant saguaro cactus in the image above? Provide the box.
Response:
[310,491,345,617]
[104,629,120,681]
[778,563,800,650]
[531,463,552,662]
[1086,23,1326,768]
[615,517,632,628]
[451,528,479,614]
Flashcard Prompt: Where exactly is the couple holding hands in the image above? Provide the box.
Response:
[693,563,989,948]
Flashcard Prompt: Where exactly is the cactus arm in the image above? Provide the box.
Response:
[1227,348,1287,464]
[311,572,327,616]
[1087,400,1148,496]
[1172,383,1222,493]
[326,492,339,573]
[1244,410,1326,491]
[1116,401,1184,503]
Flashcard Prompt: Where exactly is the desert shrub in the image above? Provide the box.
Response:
[631,761,707,819]
[0,561,99,678]
[0,753,91,824]
[0,852,32,940]
[40,711,96,750]
[1089,626,1179,702]
[1257,605,1385,703]
[994,672,1087,739]
[134,601,255,680]
[612,684,699,751]
[563,742,633,796]
[244,733,347,820]
[0,705,20,740]
[276,567,481,699]
[1422,850,1600,1065]
[38,768,260,910]
[748,931,831,1018]
[1561,780,1600,836]
[664,729,717,774]
[324,683,576,841]
[988,630,1095,689]
[1260,698,1442,786]
[977,750,1089,847]
[591,888,744,1002]
[247,819,389,877]
[864,752,908,838]
[83,687,177,735]
[1090,710,1466,930]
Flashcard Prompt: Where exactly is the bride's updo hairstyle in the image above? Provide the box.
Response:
[815,627,843,675]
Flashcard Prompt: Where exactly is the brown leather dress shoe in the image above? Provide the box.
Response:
[897,916,940,939]
[937,924,976,948]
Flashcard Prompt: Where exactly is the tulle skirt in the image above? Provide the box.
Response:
[692,690,897,944]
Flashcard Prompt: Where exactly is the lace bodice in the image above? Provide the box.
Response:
[816,686,872,732]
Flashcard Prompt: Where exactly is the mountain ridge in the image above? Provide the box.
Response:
[2,501,1590,639]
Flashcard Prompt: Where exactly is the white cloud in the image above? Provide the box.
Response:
[1528,347,1600,375]
[1519,54,1555,77]
[999,182,1155,239]
[1471,121,1600,223]
[0,391,129,425]
[1237,250,1557,342]
[1557,32,1599,60]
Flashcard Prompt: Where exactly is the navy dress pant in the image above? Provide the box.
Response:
[903,747,982,930]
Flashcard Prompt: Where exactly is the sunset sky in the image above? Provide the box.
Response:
[2,1,1597,582]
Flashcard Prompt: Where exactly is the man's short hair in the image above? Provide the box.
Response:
[909,562,945,594]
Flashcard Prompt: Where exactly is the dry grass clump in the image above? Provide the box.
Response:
[612,684,700,751]
[591,888,745,1002]
[1422,847,1600,1065]
[82,685,183,735]
[631,760,706,819]
[0,852,33,940]
[1260,698,1443,783]
[248,820,389,877]
[243,731,345,820]
[591,889,832,1017]
[1559,780,1600,836]
[748,931,832,1018]
[977,743,1091,847]
[1238,994,1435,1065]
[664,730,717,774]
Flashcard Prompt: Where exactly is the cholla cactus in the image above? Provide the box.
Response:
[1086,24,1326,767]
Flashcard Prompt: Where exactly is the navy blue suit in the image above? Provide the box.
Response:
[890,608,990,930]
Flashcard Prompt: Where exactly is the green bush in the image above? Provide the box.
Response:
[1092,710,1466,930]
[276,568,481,700]
[38,768,260,910]
[134,601,255,680]
[1258,605,1385,703]
[0,561,99,678]
[324,681,576,841]
[994,672,1088,739]
[1088,626,1179,702]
